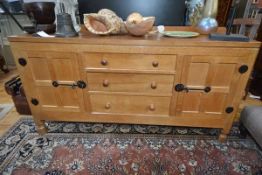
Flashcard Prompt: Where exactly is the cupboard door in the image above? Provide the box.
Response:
[175,55,247,117]
[23,52,85,112]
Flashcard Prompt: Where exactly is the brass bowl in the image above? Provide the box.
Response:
[125,17,155,36]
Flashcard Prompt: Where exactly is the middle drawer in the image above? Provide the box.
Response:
[86,73,174,94]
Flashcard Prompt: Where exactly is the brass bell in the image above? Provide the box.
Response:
[55,12,78,37]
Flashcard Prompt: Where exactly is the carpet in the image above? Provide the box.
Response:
[0,104,13,120]
[0,117,261,175]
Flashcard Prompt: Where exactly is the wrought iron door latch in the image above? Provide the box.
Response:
[52,80,87,89]
[175,84,211,93]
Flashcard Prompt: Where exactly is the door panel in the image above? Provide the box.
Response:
[56,87,81,107]
[186,62,209,86]
[201,93,227,114]
[37,86,57,107]
[30,57,51,81]
[51,58,76,81]
[175,55,245,116]
[181,92,201,113]
[211,64,235,87]
[25,52,84,112]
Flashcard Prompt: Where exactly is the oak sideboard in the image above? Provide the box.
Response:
[9,27,261,141]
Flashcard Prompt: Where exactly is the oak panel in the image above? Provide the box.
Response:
[181,92,201,113]
[211,63,235,87]
[201,93,227,113]
[51,58,75,81]
[37,86,57,107]
[187,62,209,86]
[29,57,51,81]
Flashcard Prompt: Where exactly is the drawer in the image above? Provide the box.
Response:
[83,53,176,72]
[87,73,174,94]
[90,94,171,116]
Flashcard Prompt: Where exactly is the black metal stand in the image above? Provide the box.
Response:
[209,4,250,42]
[0,2,24,31]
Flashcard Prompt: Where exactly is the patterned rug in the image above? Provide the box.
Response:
[0,104,13,120]
[0,117,261,175]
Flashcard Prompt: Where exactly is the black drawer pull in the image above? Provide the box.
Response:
[175,84,211,93]
[52,80,86,89]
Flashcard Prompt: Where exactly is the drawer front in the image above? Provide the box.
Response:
[90,94,171,116]
[87,73,174,94]
[83,53,176,72]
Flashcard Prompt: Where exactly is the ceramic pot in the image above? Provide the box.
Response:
[125,17,155,36]
[23,2,56,34]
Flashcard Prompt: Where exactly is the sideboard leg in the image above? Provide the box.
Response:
[218,129,228,142]
[35,119,48,135]
[218,133,227,142]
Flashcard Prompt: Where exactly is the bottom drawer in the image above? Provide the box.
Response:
[90,94,171,116]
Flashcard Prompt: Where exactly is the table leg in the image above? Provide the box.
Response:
[34,119,48,135]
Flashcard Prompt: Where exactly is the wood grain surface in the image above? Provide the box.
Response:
[8,26,261,141]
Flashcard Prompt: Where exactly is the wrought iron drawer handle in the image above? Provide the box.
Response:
[52,80,86,89]
[175,84,211,93]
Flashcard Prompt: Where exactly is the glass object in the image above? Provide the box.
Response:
[185,0,205,26]
[202,0,218,18]
[197,0,218,34]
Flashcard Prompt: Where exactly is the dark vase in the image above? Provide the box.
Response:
[23,2,56,24]
[23,2,56,34]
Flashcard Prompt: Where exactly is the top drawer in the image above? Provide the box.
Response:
[83,53,176,72]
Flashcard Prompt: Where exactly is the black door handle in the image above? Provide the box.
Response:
[52,80,87,89]
[175,84,211,93]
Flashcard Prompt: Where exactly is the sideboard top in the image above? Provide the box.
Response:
[8,26,261,48]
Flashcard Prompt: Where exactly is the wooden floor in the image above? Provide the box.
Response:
[0,68,22,136]
[0,69,261,137]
